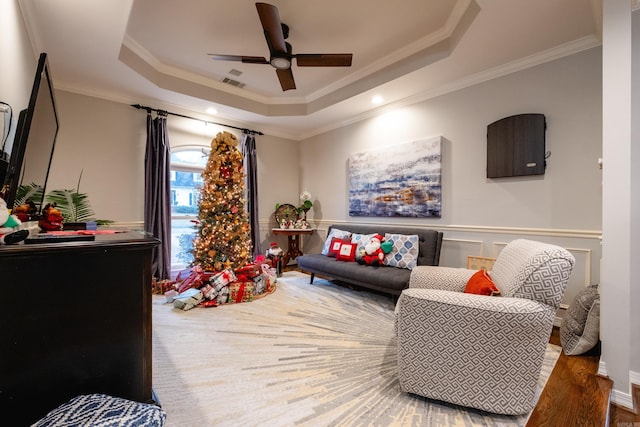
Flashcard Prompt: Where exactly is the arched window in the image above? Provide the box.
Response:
[170,147,208,272]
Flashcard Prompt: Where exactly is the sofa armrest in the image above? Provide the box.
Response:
[409,266,474,292]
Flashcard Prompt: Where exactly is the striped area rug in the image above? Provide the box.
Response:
[152,271,560,427]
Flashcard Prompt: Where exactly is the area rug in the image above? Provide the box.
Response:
[152,271,560,427]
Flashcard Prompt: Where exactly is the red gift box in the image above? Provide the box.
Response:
[177,266,205,293]
[235,263,261,280]
[228,282,254,304]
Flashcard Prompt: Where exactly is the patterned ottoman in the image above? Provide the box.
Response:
[33,394,166,426]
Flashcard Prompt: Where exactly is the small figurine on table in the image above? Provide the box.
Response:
[13,199,37,222]
[39,202,64,232]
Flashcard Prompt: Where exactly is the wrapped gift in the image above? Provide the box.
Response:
[228,282,254,304]
[210,269,237,289]
[199,300,218,308]
[261,264,277,284]
[153,277,178,295]
[177,266,205,293]
[173,288,203,311]
[235,263,261,280]
[216,286,230,305]
[200,284,217,300]
[264,274,275,294]
[164,290,178,303]
[253,274,266,295]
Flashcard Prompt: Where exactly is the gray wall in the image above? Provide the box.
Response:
[599,0,639,408]
[297,47,602,313]
[300,47,602,230]
[0,0,36,151]
[50,91,300,229]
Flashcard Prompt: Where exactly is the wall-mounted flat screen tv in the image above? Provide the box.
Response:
[1,52,59,217]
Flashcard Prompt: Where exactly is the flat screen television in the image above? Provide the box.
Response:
[1,52,59,217]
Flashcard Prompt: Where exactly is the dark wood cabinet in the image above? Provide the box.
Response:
[0,231,159,426]
[487,113,546,178]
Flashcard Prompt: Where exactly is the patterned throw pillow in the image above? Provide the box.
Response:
[321,228,351,255]
[384,233,419,270]
[560,285,600,355]
[464,270,501,296]
[351,233,375,260]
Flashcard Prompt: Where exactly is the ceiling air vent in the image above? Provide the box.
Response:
[221,77,246,88]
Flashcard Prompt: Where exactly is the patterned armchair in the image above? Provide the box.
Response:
[395,239,575,415]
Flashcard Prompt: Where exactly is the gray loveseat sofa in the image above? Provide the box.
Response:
[296,224,443,296]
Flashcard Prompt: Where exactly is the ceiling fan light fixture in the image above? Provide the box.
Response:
[209,3,353,91]
[270,56,291,70]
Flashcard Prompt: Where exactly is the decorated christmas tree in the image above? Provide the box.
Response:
[192,131,252,272]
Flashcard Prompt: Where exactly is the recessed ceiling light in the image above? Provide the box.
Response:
[206,107,218,115]
[371,95,384,105]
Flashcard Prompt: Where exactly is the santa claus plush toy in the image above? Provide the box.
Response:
[0,196,29,245]
[358,234,391,267]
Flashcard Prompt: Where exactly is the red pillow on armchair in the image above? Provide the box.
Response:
[464,270,501,296]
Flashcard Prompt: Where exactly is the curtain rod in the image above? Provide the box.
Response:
[131,104,263,136]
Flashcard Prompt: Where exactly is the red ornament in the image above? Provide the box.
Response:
[220,166,232,178]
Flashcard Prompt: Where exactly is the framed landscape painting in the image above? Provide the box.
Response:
[348,137,442,218]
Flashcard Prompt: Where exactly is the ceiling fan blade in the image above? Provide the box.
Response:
[208,54,269,64]
[255,2,288,54]
[295,54,353,67]
[276,68,296,91]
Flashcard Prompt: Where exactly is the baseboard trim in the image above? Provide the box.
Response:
[612,389,635,412]
[597,364,640,412]
[598,360,608,377]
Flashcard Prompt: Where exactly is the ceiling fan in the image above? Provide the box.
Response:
[208,2,353,91]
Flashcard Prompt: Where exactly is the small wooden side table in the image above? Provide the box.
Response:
[272,228,314,266]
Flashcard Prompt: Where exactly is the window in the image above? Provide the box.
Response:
[170,148,208,272]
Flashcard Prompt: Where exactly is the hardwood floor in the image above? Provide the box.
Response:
[609,384,640,426]
[528,330,611,426]
[528,328,640,427]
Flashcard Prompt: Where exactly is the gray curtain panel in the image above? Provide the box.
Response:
[144,112,171,280]
[241,132,261,257]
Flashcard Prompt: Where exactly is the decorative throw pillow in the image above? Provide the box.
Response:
[384,233,419,270]
[560,285,600,355]
[351,233,375,261]
[335,242,357,262]
[464,270,501,296]
[328,237,350,257]
[321,228,351,255]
